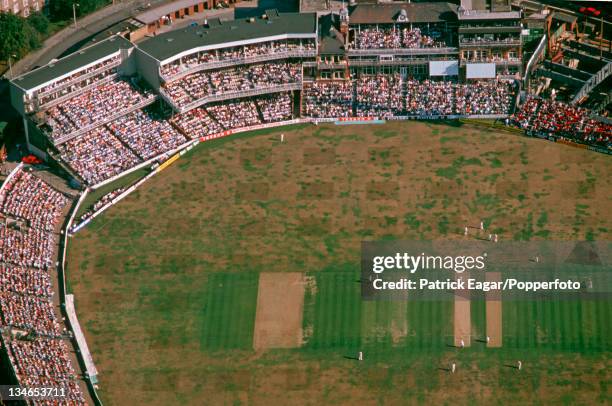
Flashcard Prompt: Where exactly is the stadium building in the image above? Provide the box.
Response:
[1,3,610,404]
[7,4,610,189]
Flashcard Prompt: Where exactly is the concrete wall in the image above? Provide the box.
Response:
[135,48,162,90]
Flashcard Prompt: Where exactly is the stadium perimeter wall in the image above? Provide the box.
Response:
[58,181,104,406]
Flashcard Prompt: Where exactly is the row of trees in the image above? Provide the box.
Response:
[0,0,110,62]
[0,12,48,61]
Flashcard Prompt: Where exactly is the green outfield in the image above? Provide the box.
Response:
[66,121,611,405]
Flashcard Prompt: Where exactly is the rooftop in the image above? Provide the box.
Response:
[348,3,459,25]
[135,0,204,25]
[138,11,317,62]
[319,14,345,55]
[457,9,521,21]
[12,36,134,92]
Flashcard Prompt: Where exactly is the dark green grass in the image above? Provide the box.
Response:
[471,298,487,346]
[75,167,149,218]
[503,299,610,351]
[305,265,362,350]
[303,264,453,353]
[199,272,259,350]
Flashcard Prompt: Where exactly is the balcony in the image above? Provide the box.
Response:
[318,61,347,69]
[347,47,458,56]
[52,95,157,146]
[460,58,522,66]
[36,59,121,99]
[160,49,316,83]
[460,39,521,47]
[37,74,119,111]
[348,57,456,67]
[163,82,303,114]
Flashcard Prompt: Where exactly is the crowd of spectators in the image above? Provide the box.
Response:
[38,69,119,108]
[0,294,62,337]
[305,77,513,118]
[163,62,301,109]
[351,27,443,49]
[36,56,121,97]
[59,126,142,185]
[303,81,353,118]
[172,92,294,137]
[356,74,403,118]
[255,93,293,123]
[207,100,262,129]
[44,79,155,141]
[0,167,86,403]
[0,224,57,269]
[405,79,514,116]
[512,97,612,149]
[0,265,53,297]
[70,187,126,233]
[108,109,188,160]
[405,79,455,116]
[455,81,514,115]
[160,40,315,77]
[0,170,69,232]
[171,107,225,139]
[0,263,53,297]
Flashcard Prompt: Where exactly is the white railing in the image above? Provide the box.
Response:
[160,50,316,82]
[347,47,458,56]
[460,40,521,47]
[177,82,303,114]
[53,95,157,145]
[572,61,612,104]
[524,35,547,87]
[37,60,121,99]
[37,73,119,111]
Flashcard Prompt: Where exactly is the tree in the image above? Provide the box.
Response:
[0,13,30,60]
[28,12,51,36]
[48,0,75,22]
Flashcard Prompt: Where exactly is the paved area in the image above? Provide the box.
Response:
[7,0,166,78]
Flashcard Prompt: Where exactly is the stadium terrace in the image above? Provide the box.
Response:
[1,2,611,404]
[7,6,611,190]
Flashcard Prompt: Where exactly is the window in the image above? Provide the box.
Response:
[2,0,8,10]
[509,51,518,59]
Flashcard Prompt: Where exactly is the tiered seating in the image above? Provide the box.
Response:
[405,80,514,116]
[455,81,514,115]
[163,62,301,109]
[255,93,293,122]
[351,27,443,49]
[160,40,315,78]
[207,99,262,129]
[303,81,353,118]
[0,168,85,403]
[405,80,456,116]
[0,170,68,232]
[0,265,53,297]
[58,126,142,186]
[0,225,57,269]
[0,294,62,337]
[355,74,403,117]
[44,79,154,141]
[107,109,188,160]
[513,97,612,148]
[171,108,224,139]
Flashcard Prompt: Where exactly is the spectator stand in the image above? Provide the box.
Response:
[0,165,93,405]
